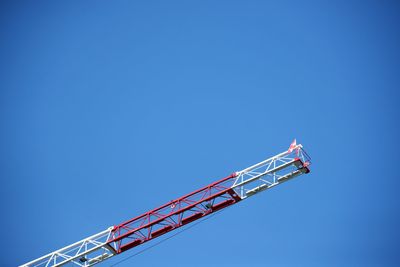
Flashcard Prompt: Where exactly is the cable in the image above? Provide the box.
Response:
[108,207,230,267]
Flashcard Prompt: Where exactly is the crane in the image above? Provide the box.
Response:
[20,141,311,267]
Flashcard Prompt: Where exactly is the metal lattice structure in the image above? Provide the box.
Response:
[20,141,311,267]
[21,227,116,267]
[233,144,310,198]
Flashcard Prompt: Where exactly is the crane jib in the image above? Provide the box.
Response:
[20,143,311,267]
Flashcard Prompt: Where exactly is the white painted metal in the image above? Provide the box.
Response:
[231,144,310,199]
[20,227,117,267]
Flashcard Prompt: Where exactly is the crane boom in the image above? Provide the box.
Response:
[20,142,311,267]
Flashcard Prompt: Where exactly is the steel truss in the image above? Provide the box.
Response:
[20,227,116,267]
[108,172,241,254]
[232,144,311,198]
[20,143,311,267]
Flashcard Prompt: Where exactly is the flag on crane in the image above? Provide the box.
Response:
[288,139,297,153]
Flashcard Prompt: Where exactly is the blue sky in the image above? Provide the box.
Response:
[1,1,399,266]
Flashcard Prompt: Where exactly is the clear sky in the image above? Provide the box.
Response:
[1,1,399,266]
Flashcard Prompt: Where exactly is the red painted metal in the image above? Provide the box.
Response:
[211,199,235,211]
[120,239,143,252]
[151,225,174,238]
[108,173,241,253]
[181,212,203,225]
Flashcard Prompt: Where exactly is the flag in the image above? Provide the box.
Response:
[288,139,297,153]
